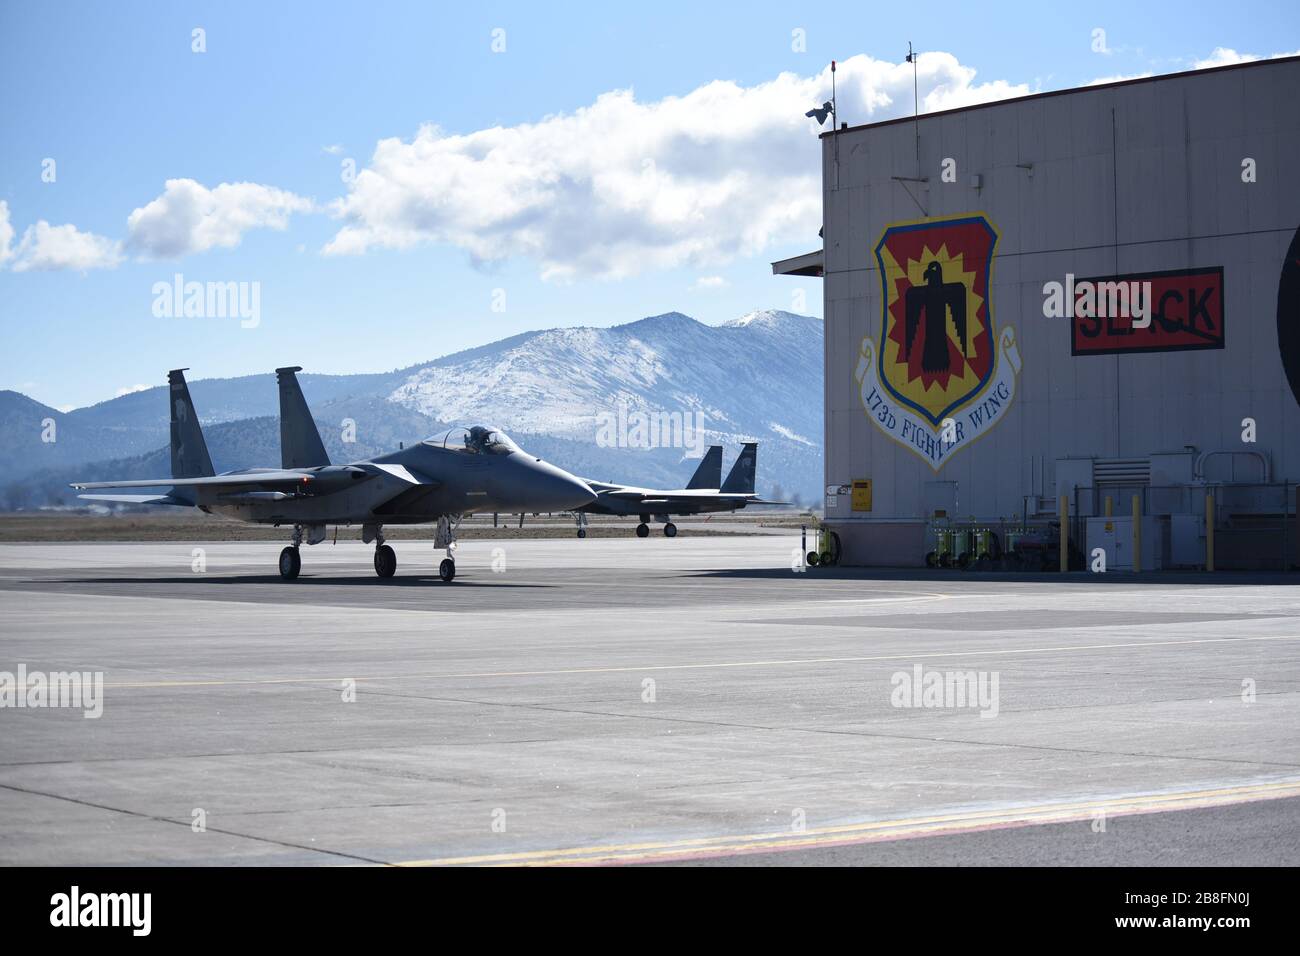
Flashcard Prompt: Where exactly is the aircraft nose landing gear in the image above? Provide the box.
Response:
[435,515,461,583]
[278,546,301,580]
[374,544,396,578]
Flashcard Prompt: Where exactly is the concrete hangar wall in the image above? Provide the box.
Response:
[815,55,1300,568]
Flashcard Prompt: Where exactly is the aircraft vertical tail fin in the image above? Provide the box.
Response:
[720,442,758,495]
[276,366,330,469]
[686,445,723,489]
[168,369,215,484]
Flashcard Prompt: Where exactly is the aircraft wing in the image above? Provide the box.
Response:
[600,487,665,500]
[76,493,193,506]
[605,493,764,506]
[583,479,627,493]
[71,470,316,490]
[602,488,735,501]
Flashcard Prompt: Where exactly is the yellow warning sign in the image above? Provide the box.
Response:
[852,479,873,512]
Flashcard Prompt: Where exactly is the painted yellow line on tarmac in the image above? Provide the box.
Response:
[101,634,1300,686]
[392,779,1300,867]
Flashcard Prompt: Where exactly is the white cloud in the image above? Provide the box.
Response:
[1084,71,1154,86]
[1194,47,1258,69]
[1193,47,1300,69]
[10,219,123,272]
[0,201,14,266]
[322,144,344,155]
[1086,46,1300,85]
[115,384,151,397]
[324,52,1032,280]
[1086,47,1300,87]
[126,178,313,258]
[694,275,728,289]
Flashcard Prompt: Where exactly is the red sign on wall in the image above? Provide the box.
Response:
[1071,266,1225,355]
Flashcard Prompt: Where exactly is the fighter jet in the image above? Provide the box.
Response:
[72,368,596,581]
[574,442,775,538]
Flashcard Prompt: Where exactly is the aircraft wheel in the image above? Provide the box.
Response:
[577,529,587,539]
[439,558,456,582]
[278,546,301,580]
[925,550,938,568]
[663,522,678,538]
[635,523,650,538]
[806,552,820,566]
[374,544,396,578]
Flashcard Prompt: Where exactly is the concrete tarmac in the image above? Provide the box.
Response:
[0,536,1297,866]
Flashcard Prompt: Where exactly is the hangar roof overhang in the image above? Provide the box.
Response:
[771,249,824,277]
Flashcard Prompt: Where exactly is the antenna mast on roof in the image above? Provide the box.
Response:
[831,59,839,189]
[906,42,919,171]
[831,58,837,129]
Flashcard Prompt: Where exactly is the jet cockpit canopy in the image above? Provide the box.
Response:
[428,425,521,456]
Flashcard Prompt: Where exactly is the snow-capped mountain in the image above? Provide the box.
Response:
[388,310,822,450]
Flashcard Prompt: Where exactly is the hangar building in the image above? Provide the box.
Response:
[776,55,1300,570]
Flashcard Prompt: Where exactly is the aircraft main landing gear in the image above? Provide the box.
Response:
[439,558,456,582]
[367,526,396,578]
[279,524,305,580]
[635,523,650,538]
[663,522,678,538]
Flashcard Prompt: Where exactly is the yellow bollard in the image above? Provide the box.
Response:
[1059,495,1068,573]
[1206,493,1215,572]
[1132,494,1142,574]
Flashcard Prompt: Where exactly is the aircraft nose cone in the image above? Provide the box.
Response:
[526,458,597,511]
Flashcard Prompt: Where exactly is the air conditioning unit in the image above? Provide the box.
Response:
[1086,515,1168,571]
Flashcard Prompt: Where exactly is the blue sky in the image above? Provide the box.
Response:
[1,0,1296,410]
